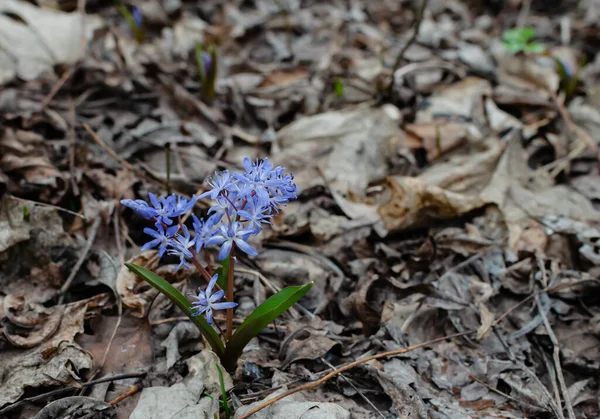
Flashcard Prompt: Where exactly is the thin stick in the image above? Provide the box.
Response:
[226,246,236,342]
[236,330,473,419]
[387,0,430,95]
[165,143,172,195]
[108,384,143,406]
[58,217,102,303]
[83,123,144,178]
[535,293,576,419]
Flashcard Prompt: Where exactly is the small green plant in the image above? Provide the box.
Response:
[555,56,586,100]
[216,364,232,418]
[333,77,344,97]
[121,158,313,373]
[117,3,144,44]
[502,27,545,55]
[204,364,233,418]
[196,43,218,99]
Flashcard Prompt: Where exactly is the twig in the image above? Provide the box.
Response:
[67,98,80,196]
[535,293,576,419]
[108,384,143,406]
[236,330,473,419]
[320,357,385,418]
[236,266,309,319]
[58,216,102,304]
[493,328,560,417]
[82,123,148,181]
[0,372,146,415]
[470,376,546,412]
[8,196,87,220]
[387,0,430,95]
[539,339,563,418]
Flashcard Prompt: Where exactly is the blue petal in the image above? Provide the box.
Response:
[212,302,238,310]
[141,239,160,251]
[206,274,219,297]
[210,289,224,303]
[205,308,214,325]
[218,240,232,261]
[235,238,258,257]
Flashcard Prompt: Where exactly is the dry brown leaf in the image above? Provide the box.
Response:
[475,303,494,341]
[378,176,485,232]
[260,69,309,87]
[281,332,341,369]
[0,297,103,407]
[116,252,161,317]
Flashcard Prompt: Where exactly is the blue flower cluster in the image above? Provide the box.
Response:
[121,158,297,270]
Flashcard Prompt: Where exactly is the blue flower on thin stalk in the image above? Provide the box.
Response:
[192,213,221,252]
[199,170,234,200]
[142,222,179,257]
[169,194,198,218]
[189,274,237,325]
[238,195,272,233]
[167,225,196,270]
[206,221,258,260]
[148,192,175,225]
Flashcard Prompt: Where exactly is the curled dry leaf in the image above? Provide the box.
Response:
[3,300,64,348]
[378,176,485,232]
[116,252,161,317]
[280,329,341,369]
[0,297,101,407]
[475,303,494,341]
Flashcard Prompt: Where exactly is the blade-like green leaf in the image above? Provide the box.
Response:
[222,283,313,371]
[214,256,230,292]
[125,263,225,357]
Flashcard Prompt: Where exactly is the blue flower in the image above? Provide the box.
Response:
[169,194,198,218]
[167,225,196,270]
[237,195,271,233]
[199,170,234,201]
[142,222,179,257]
[132,6,142,28]
[192,213,221,252]
[188,274,237,325]
[200,51,212,79]
[120,199,157,219]
[206,221,258,260]
[148,193,175,225]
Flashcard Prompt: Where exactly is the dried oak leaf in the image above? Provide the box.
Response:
[0,295,104,406]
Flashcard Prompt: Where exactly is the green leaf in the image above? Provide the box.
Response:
[334,77,344,97]
[215,256,230,292]
[125,263,225,357]
[222,283,313,371]
[524,41,545,54]
[216,364,232,418]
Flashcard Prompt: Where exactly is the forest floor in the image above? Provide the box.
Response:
[2,0,600,418]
